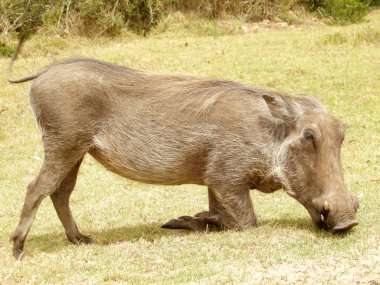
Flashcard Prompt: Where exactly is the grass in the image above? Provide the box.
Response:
[0,9,379,284]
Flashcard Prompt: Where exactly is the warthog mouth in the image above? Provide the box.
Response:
[317,218,358,232]
[316,201,358,232]
[316,201,331,230]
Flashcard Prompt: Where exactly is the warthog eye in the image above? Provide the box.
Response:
[303,129,315,144]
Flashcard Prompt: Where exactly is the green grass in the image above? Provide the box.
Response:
[0,10,379,284]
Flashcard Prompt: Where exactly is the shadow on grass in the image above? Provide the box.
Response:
[260,216,317,231]
[28,217,351,254]
[28,222,190,253]
[259,216,355,238]
[91,222,191,245]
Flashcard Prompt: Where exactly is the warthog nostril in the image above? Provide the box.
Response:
[332,220,358,233]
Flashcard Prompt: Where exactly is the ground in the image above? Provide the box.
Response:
[0,9,379,285]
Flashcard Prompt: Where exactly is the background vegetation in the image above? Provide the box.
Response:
[0,0,378,39]
[1,0,379,57]
[0,5,379,283]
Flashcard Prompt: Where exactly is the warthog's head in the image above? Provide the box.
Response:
[263,94,359,232]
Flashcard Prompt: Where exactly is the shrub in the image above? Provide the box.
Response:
[0,0,374,38]
[0,0,50,37]
[75,0,124,36]
[320,0,368,24]
[0,0,161,37]
[354,27,380,45]
[298,0,370,24]
[165,0,299,22]
[323,32,349,44]
[0,41,14,57]
[124,0,161,36]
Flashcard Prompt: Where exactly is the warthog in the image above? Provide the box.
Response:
[8,38,359,259]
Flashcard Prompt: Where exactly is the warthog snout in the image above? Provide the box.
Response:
[332,220,359,232]
[311,194,361,232]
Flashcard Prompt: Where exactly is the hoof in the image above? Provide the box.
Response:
[67,234,93,245]
[78,235,93,244]
[161,214,221,232]
[12,247,24,260]
[177,215,195,221]
[194,211,221,225]
[161,217,194,230]
[11,234,25,260]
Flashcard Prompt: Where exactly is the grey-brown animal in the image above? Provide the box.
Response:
[8,38,360,259]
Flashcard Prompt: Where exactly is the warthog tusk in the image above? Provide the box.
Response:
[324,201,330,212]
[356,192,364,200]
[321,214,325,222]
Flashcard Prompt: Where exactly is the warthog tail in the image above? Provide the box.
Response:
[8,35,48,84]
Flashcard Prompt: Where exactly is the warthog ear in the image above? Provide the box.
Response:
[260,94,298,140]
[262,94,296,122]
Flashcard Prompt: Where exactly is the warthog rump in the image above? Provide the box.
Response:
[8,38,359,259]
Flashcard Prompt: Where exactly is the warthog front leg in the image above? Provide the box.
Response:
[161,213,222,232]
[162,186,258,232]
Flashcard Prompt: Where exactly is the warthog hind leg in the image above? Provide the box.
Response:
[11,161,74,259]
[50,158,92,245]
[11,144,87,259]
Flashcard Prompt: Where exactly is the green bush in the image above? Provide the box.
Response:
[368,0,380,6]
[66,0,160,36]
[320,0,368,24]
[0,41,14,57]
[164,0,298,22]
[160,0,372,24]
[0,0,161,37]
[0,0,374,38]
[0,0,50,37]
[323,32,349,44]
[125,0,161,36]
[75,0,123,36]
[354,27,380,45]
